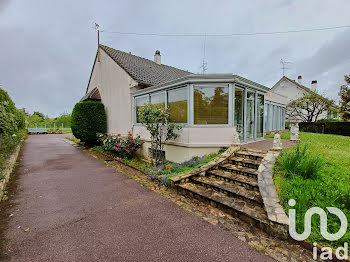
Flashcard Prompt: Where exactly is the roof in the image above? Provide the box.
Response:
[273,76,312,93]
[99,45,191,86]
[81,87,101,101]
[133,74,270,96]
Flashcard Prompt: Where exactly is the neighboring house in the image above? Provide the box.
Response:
[82,45,286,162]
[270,75,339,122]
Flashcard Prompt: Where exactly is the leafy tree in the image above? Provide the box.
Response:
[32,111,45,120]
[287,92,335,122]
[339,75,350,121]
[138,104,182,166]
[54,112,71,128]
[0,88,25,134]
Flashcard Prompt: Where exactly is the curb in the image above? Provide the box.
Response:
[0,140,24,201]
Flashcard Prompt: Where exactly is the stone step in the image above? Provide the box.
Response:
[219,164,259,178]
[234,150,265,161]
[191,176,263,207]
[178,182,269,223]
[206,169,259,191]
[228,156,261,169]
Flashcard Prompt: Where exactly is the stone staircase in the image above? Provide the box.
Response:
[173,147,288,238]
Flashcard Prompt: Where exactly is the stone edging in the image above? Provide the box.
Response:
[0,141,24,201]
[258,150,289,225]
[170,145,240,186]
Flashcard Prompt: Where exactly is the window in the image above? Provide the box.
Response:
[167,87,188,123]
[234,89,244,139]
[135,95,149,123]
[150,92,165,109]
[194,86,229,124]
[257,94,264,137]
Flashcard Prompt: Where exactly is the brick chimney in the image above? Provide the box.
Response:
[154,50,161,65]
[311,80,317,91]
[297,75,302,85]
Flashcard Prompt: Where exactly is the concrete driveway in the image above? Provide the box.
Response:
[0,134,274,262]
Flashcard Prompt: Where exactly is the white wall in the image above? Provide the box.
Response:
[133,125,240,162]
[271,78,307,103]
[87,49,138,134]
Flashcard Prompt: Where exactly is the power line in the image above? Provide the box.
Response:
[100,25,350,37]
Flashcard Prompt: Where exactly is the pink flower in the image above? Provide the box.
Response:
[115,147,118,151]
[135,148,139,151]
[132,147,135,150]
[131,140,134,143]
[126,149,129,152]
[117,143,121,147]
[117,134,121,137]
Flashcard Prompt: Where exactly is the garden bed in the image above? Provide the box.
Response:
[90,145,225,187]
[267,131,350,248]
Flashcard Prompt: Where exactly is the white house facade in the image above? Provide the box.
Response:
[83,45,287,162]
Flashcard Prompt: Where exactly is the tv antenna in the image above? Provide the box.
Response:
[280,59,292,76]
[94,23,101,62]
[199,34,208,74]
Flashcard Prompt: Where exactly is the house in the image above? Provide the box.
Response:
[82,45,287,162]
[270,75,339,122]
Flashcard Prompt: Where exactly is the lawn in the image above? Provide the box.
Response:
[269,131,350,246]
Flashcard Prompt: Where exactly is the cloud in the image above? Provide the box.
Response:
[1,0,350,116]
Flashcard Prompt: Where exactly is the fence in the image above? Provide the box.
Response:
[299,122,350,137]
[28,123,71,132]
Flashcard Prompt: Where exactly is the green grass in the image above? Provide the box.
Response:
[0,129,27,180]
[66,136,80,143]
[273,131,350,246]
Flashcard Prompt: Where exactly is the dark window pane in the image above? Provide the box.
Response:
[168,87,188,123]
[150,93,165,109]
[135,96,149,123]
[234,89,244,139]
[194,86,228,124]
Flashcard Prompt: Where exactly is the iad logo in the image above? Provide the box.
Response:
[288,199,348,260]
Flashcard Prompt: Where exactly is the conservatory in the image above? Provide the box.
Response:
[132,74,285,162]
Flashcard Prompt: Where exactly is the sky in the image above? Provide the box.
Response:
[0,0,349,117]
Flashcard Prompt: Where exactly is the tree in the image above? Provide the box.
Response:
[54,112,71,128]
[138,104,182,166]
[339,75,350,121]
[287,92,335,122]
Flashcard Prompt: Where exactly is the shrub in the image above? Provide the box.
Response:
[98,132,142,159]
[276,144,324,179]
[0,88,25,134]
[71,101,106,144]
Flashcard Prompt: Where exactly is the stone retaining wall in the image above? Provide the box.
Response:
[0,142,23,201]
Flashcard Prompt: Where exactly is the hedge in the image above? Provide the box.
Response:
[299,122,350,137]
[71,101,107,143]
[0,88,25,134]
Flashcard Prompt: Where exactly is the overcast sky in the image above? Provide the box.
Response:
[1,0,349,117]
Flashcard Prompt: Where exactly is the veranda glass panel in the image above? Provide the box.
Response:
[150,92,165,109]
[246,91,255,139]
[168,87,188,123]
[135,96,149,123]
[194,86,229,124]
[234,89,244,139]
[257,94,264,137]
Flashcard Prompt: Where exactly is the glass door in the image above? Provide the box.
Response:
[234,89,244,140]
[246,91,255,140]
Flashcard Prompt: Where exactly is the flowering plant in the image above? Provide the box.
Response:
[97,132,142,159]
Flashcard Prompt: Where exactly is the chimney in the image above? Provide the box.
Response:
[154,50,161,65]
[311,80,317,91]
[297,75,302,85]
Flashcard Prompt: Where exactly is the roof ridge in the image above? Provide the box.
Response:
[283,76,311,92]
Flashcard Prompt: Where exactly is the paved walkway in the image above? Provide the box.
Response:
[0,135,273,262]
[242,138,297,151]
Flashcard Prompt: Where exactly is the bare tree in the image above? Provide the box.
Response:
[287,92,335,122]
